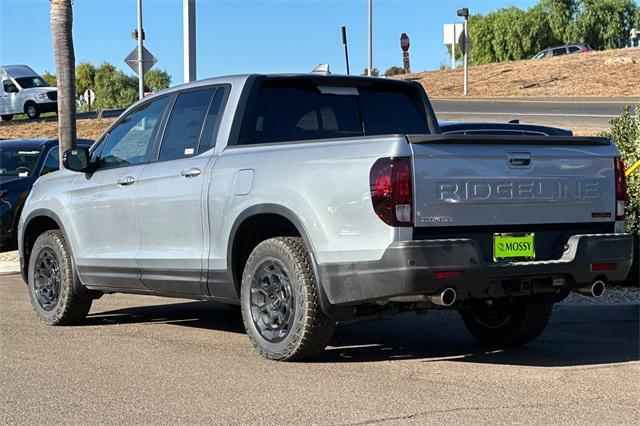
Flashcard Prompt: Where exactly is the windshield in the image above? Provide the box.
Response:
[14,76,49,89]
[0,149,41,177]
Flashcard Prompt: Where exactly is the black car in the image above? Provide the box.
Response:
[0,138,92,252]
[439,120,573,136]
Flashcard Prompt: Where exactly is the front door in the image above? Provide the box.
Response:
[68,96,169,289]
[1,80,21,115]
[135,87,225,296]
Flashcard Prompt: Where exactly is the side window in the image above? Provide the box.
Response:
[99,97,168,169]
[552,48,566,56]
[40,148,60,176]
[3,80,18,93]
[198,88,226,153]
[568,46,580,53]
[158,88,214,161]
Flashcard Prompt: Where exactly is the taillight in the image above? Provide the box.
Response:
[614,157,627,221]
[370,157,413,227]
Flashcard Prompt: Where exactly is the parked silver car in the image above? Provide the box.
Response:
[532,43,593,59]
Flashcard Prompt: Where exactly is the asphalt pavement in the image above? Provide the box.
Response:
[1,273,638,425]
[431,97,639,131]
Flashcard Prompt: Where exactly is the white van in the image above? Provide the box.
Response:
[0,65,57,121]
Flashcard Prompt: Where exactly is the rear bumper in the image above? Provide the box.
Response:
[318,233,634,306]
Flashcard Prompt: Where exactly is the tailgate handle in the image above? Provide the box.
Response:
[508,152,531,168]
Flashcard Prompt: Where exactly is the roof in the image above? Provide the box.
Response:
[0,138,93,150]
[0,65,39,78]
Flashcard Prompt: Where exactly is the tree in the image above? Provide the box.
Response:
[384,66,406,77]
[50,0,76,167]
[93,62,137,110]
[361,67,380,76]
[577,0,639,50]
[76,62,96,96]
[42,71,57,87]
[144,69,171,92]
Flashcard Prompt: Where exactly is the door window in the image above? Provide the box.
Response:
[568,46,580,53]
[552,48,567,56]
[3,80,18,93]
[40,148,60,175]
[158,88,214,161]
[98,97,168,169]
[198,88,226,153]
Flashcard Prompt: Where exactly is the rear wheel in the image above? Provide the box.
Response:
[25,102,39,119]
[240,237,335,361]
[460,297,553,348]
[27,230,92,325]
[0,114,13,121]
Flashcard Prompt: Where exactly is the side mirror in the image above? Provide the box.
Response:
[62,148,91,172]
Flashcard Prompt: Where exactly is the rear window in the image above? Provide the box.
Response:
[239,80,429,145]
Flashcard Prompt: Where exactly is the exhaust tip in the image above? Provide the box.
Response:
[591,280,606,298]
[429,288,457,307]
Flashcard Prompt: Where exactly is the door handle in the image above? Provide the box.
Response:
[117,176,136,186]
[507,152,532,168]
[181,167,201,178]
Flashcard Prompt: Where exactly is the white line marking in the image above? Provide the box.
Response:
[433,98,640,104]
[436,111,636,118]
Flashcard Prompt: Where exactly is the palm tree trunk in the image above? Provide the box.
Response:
[50,0,76,167]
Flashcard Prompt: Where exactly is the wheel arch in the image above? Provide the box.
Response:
[20,209,67,282]
[226,204,346,319]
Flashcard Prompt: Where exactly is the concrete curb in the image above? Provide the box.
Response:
[0,262,20,275]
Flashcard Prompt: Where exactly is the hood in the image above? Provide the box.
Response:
[28,87,57,93]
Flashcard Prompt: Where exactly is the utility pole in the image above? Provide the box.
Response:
[367,0,372,76]
[341,26,350,75]
[457,7,469,96]
[136,0,144,99]
[183,0,197,83]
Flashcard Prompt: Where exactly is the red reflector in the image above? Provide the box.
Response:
[591,263,615,272]
[433,271,462,280]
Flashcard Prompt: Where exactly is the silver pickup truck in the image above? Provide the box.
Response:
[18,74,633,361]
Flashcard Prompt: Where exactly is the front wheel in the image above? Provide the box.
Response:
[240,237,335,361]
[27,230,92,325]
[25,102,39,119]
[460,297,553,348]
[0,114,13,121]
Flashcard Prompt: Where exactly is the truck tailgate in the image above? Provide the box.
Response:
[408,135,617,227]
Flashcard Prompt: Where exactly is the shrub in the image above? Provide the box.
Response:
[600,106,639,233]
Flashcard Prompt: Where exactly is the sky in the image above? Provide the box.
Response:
[1,0,538,86]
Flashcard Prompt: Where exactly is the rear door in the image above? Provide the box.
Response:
[68,96,169,289]
[135,86,227,296]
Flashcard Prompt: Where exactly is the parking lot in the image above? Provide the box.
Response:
[1,272,638,425]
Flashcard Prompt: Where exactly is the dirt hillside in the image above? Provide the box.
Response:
[0,119,113,141]
[396,47,640,98]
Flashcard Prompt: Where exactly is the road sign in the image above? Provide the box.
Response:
[83,89,95,105]
[458,29,471,54]
[400,33,410,52]
[124,46,157,75]
[443,23,463,45]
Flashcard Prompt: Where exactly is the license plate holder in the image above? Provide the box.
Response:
[493,233,535,262]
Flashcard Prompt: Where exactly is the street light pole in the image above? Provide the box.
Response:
[367,0,372,76]
[183,0,197,83]
[463,15,468,95]
[457,7,469,96]
[136,0,144,100]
